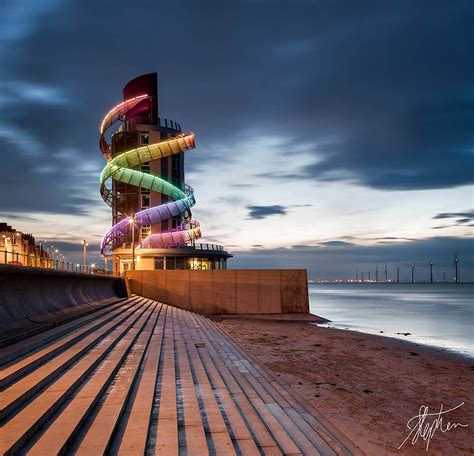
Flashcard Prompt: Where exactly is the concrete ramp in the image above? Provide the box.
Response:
[0,265,127,342]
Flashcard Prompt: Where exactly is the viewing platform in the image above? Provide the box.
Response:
[0,294,361,455]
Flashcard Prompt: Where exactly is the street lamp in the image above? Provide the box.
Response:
[11,233,17,263]
[81,239,88,272]
[38,240,43,267]
[129,216,135,271]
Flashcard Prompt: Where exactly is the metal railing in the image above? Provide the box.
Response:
[118,242,227,252]
[158,117,181,131]
[0,249,113,275]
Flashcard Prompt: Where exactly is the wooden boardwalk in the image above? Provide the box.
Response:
[0,297,362,455]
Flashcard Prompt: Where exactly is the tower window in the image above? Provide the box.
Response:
[140,132,149,145]
[141,162,150,174]
[141,224,151,239]
[142,195,150,208]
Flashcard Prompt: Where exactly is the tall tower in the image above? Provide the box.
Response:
[99,73,232,274]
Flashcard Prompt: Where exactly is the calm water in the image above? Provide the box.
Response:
[309,283,474,358]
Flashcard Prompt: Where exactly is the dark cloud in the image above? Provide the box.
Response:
[433,210,474,221]
[0,0,471,222]
[319,241,354,247]
[246,205,287,220]
[431,209,474,230]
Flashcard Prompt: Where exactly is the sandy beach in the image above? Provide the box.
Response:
[216,317,474,455]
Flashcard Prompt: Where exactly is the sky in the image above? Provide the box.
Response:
[0,0,472,280]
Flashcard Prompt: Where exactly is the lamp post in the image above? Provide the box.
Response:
[14,232,21,263]
[81,239,88,272]
[38,240,43,267]
[11,234,16,264]
[129,216,136,271]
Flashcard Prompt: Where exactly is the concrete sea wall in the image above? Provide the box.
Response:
[126,269,309,315]
[0,265,128,331]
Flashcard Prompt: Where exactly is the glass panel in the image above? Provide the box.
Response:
[154,257,164,270]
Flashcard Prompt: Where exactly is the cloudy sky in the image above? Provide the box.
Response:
[0,0,472,280]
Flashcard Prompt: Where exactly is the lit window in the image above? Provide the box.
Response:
[141,224,151,240]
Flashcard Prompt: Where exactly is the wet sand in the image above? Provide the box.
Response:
[216,317,474,455]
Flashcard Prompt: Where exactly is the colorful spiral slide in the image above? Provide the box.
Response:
[99,95,201,255]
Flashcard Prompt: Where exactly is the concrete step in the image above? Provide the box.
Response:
[202,316,361,456]
[176,308,260,455]
[27,301,161,455]
[0,298,362,456]
[0,300,155,455]
[0,298,150,423]
[0,297,143,389]
[0,296,133,366]
[115,304,168,455]
[0,296,129,349]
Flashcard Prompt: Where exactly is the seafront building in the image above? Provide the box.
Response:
[0,223,50,267]
[99,73,231,275]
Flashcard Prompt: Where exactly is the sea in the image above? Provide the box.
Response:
[308,283,474,358]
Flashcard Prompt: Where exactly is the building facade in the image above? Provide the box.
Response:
[0,223,50,267]
[99,73,231,274]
